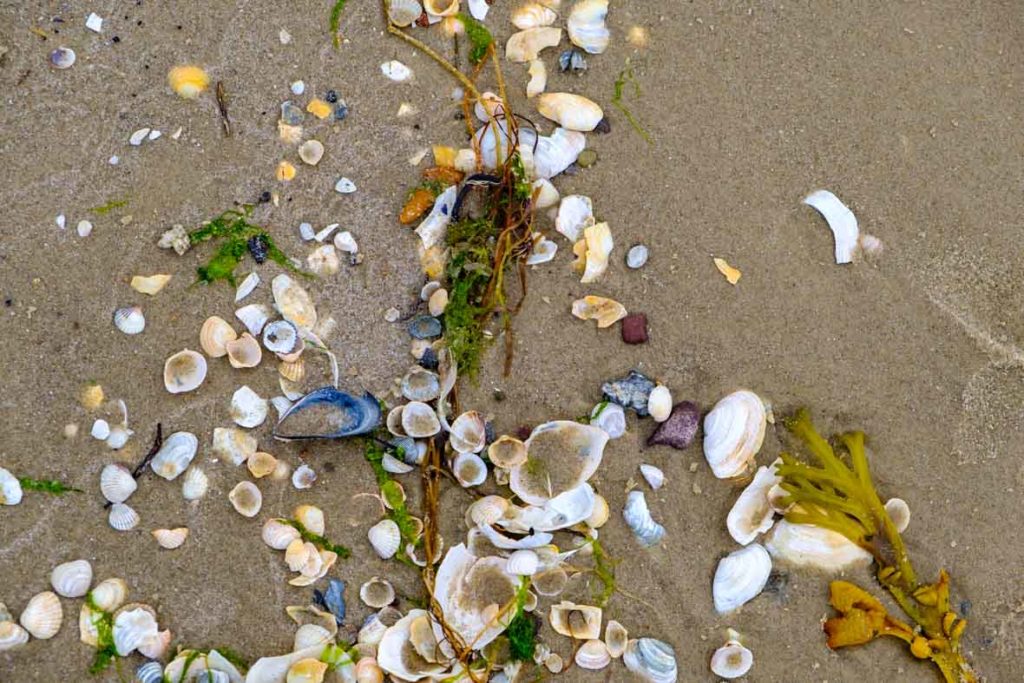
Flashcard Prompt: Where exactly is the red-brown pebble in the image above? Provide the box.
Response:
[621,313,648,344]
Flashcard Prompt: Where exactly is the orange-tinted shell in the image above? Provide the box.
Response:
[422,166,465,185]
[400,188,436,224]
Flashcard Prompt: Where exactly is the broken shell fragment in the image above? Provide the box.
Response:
[235,304,272,337]
[229,481,262,517]
[113,306,145,335]
[526,59,547,98]
[567,0,610,54]
[605,620,628,658]
[765,519,873,572]
[273,387,382,440]
[360,577,396,609]
[20,591,62,639]
[710,630,753,679]
[550,601,602,640]
[623,638,678,683]
[703,390,767,479]
[712,544,772,613]
[368,519,402,559]
[727,460,781,545]
[298,139,325,166]
[152,527,189,549]
[505,27,563,62]
[714,257,742,285]
[163,349,207,394]
[212,426,257,466]
[151,431,199,480]
[131,274,172,295]
[572,296,627,328]
[0,621,29,651]
[647,401,701,450]
[273,274,318,331]
[381,60,412,82]
[639,464,665,490]
[51,560,93,598]
[200,316,238,357]
[235,272,260,302]
[513,3,558,29]
[100,463,137,504]
[556,194,594,242]
[537,93,605,132]
[168,65,210,99]
[112,606,158,657]
[622,490,665,547]
[231,385,268,428]
[803,189,859,264]
[226,333,263,368]
[575,222,613,283]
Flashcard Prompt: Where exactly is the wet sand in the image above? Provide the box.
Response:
[2,1,1023,681]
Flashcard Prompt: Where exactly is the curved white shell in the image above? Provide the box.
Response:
[639,464,665,490]
[262,518,301,550]
[432,544,518,649]
[512,3,558,29]
[181,466,209,501]
[388,0,422,26]
[424,0,458,17]
[377,610,448,681]
[499,483,595,533]
[591,402,626,439]
[623,638,678,683]
[567,0,609,54]
[228,481,262,517]
[113,306,145,334]
[368,519,401,559]
[505,27,563,63]
[291,464,317,490]
[505,549,540,576]
[230,385,268,428]
[576,222,613,283]
[113,606,158,656]
[586,493,610,528]
[575,639,611,670]
[533,128,586,180]
[401,368,441,402]
[262,319,299,356]
[200,316,238,357]
[108,502,140,531]
[555,195,594,242]
[212,427,257,466]
[0,621,29,651]
[803,189,859,264]
[532,178,560,210]
[885,497,911,533]
[401,401,441,438]
[511,421,608,505]
[150,431,198,480]
[20,591,62,639]
[152,527,189,549]
[710,638,753,679]
[622,490,665,546]
[272,274,318,331]
[703,390,767,479]
[647,385,672,422]
[163,349,207,394]
[100,463,137,504]
[235,272,260,302]
[51,559,92,598]
[764,519,873,572]
[605,620,628,658]
[90,578,128,612]
[727,459,781,545]
[0,467,23,506]
[449,411,487,454]
[234,304,271,337]
[712,544,772,614]
[359,577,396,609]
[225,332,263,368]
[452,452,487,487]
[526,59,547,98]
[467,495,509,527]
[549,601,602,640]
[537,92,604,132]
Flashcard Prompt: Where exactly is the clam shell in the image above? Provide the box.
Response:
[293,504,325,535]
[401,401,441,438]
[181,466,209,500]
[505,549,540,576]
[100,463,137,503]
[113,306,145,334]
[152,527,189,549]
[386,406,407,437]
[0,621,29,651]
[703,390,766,479]
[298,139,325,166]
[712,544,772,613]
[556,194,594,242]
[273,387,382,440]
[235,272,260,303]
[230,385,268,428]
[388,0,423,27]
[571,295,627,328]
[292,464,317,490]
[112,605,158,656]
[263,319,299,355]
[200,316,238,357]
[622,490,665,547]
[108,502,140,531]
[0,467,23,505]
[377,610,449,681]
[710,637,753,679]
[537,92,604,132]
[89,578,128,612]
[623,638,678,683]
[212,427,257,466]
[50,559,92,598]
[575,639,611,670]
[511,420,607,505]
[498,483,595,532]
[639,464,665,490]
[151,431,198,480]
[505,27,562,63]
[368,519,401,559]
[135,661,165,683]
[225,332,263,368]
[229,481,262,517]
[358,613,388,646]
[262,518,301,550]
[20,591,62,639]
[163,349,207,394]
[354,657,384,683]
[727,459,781,545]
[567,0,609,54]
[885,497,911,533]
[605,620,628,658]
[549,601,602,640]
[533,127,586,179]
[449,411,487,454]
[359,577,396,609]
[467,495,509,527]
[531,566,569,596]
[532,178,560,209]
[272,274,318,331]
[431,544,519,650]
[452,452,487,487]
[512,3,558,29]
[647,385,673,422]
[487,435,527,469]
[575,221,613,283]
[764,519,872,572]
[401,368,441,402]
[590,402,626,439]
[235,304,272,337]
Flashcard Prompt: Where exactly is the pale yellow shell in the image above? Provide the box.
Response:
[228,481,262,517]
[151,527,189,549]
[200,316,238,357]
[247,451,279,479]
[226,332,263,368]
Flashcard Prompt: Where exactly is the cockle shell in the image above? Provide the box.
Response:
[359,577,396,609]
[401,368,441,402]
[168,65,209,99]
[401,401,441,438]
[229,481,262,517]
[278,360,305,384]
[710,630,753,679]
[575,639,611,670]
[567,0,609,54]
[181,466,209,500]
[623,490,665,546]
[505,27,563,63]
[647,385,672,422]
[293,504,325,535]
[263,320,300,356]
[247,451,279,478]
[151,431,198,480]
[212,427,257,466]
[152,527,189,549]
[623,638,678,683]
[511,421,608,505]
[587,493,610,528]
[200,316,238,357]
[51,559,92,598]
[293,624,333,651]
[0,467,23,505]
[108,502,140,531]
[20,591,62,639]
[512,3,558,29]
[727,459,782,545]
[527,59,547,98]
[605,620,628,658]
[572,296,627,328]
[505,549,540,576]
[703,390,767,479]
[0,621,29,651]
[100,463,137,503]
[452,452,488,487]
[226,332,263,368]
[764,519,873,572]
[113,306,145,334]
[537,93,604,132]
[449,411,487,454]
[712,544,772,613]
[556,194,594,242]
[467,495,509,528]
[388,0,423,26]
[549,601,602,640]
[368,519,401,559]
[263,518,301,550]
[230,385,268,428]
[112,605,158,656]
[487,435,528,469]
[90,578,128,612]
[235,304,272,337]
[273,274,318,331]
[164,349,207,393]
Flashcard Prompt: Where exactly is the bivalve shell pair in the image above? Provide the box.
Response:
[51,559,92,598]
[20,591,62,639]
[151,431,199,480]
[164,349,207,394]
[703,390,767,479]
[712,544,772,613]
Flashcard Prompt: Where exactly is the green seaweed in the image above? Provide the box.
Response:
[175,650,203,683]
[506,578,536,662]
[212,647,249,673]
[18,477,81,494]
[364,439,422,552]
[188,206,301,286]
[443,219,499,379]
[330,0,348,48]
[612,58,652,144]
[89,198,129,214]
[283,518,351,558]
[84,593,117,675]
[456,13,493,64]
[587,537,617,607]
[319,642,357,669]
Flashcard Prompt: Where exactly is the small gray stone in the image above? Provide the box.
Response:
[626,244,649,269]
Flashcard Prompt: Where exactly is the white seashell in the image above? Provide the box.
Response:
[623,637,678,683]
[152,527,189,549]
[605,620,628,658]
[292,464,317,490]
[105,426,132,450]
[505,549,540,576]
[262,518,301,550]
[129,128,151,145]
[449,411,487,454]
[567,0,609,54]
[727,459,782,545]
[586,493,610,528]
[108,503,140,531]
[151,431,198,480]
[473,91,506,122]
[415,185,457,249]
[229,481,262,517]
[134,660,164,683]
[298,139,325,166]
[293,504,325,535]
[382,452,414,474]
[0,621,29,651]
[388,0,423,26]
[0,467,23,505]
[885,497,911,533]
[401,401,441,438]
[499,483,595,533]
[20,592,62,639]
[555,195,594,241]
[360,577,396,609]
[531,178,560,209]
[200,316,238,357]
[712,544,772,613]
[526,59,547,98]
[575,639,611,670]
[765,519,873,572]
[401,368,441,402]
[113,306,145,334]
[181,466,209,501]
[428,288,448,316]
[623,490,665,546]
[627,244,649,269]
[334,230,359,254]
[513,3,558,29]
[639,464,665,490]
[533,127,586,179]
[99,463,138,506]
[381,60,412,82]
[306,244,338,277]
[358,613,389,646]
[273,274,318,331]
[505,27,562,63]
[89,578,128,612]
[452,452,488,487]
[386,405,407,437]
[51,559,92,598]
[335,177,357,194]
[293,623,333,652]
[647,385,672,422]
[511,421,607,505]
[235,272,260,302]
[212,426,257,466]
[270,395,293,419]
[354,656,384,683]
[803,189,859,264]
[537,92,604,132]
[368,519,402,559]
[710,630,753,679]
[263,320,300,357]
[234,304,272,337]
[230,385,268,428]
[526,235,558,265]
[487,435,528,469]
[112,606,158,656]
[549,601,602,640]
[590,402,626,439]
[131,274,172,295]
[576,221,613,283]
[376,610,449,681]
[163,349,207,394]
[703,390,767,479]
[467,495,509,527]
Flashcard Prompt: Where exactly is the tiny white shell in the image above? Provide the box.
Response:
[368,519,401,559]
[0,467,22,505]
[229,481,262,517]
[50,559,93,598]
[647,385,672,423]
[19,591,62,639]
[113,306,145,334]
[294,623,333,651]
[105,426,132,450]
[505,549,540,576]
[230,385,268,428]
[299,139,325,166]
[710,634,753,679]
[151,527,189,549]
[108,503,140,531]
[381,60,412,82]
[575,639,611,670]
[712,544,772,613]
[181,466,209,501]
[292,464,317,490]
[235,272,260,302]
[885,497,911,533]
[100,463,137,504]
[639,464,665,490]
[262,518,302,550]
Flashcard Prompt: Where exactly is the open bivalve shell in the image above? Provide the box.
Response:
[20,591,62,639]
[273,387,381,440]
[272,274,318,331]
[605,620,628,658]
[710,630,753,679]
[293,624,333,651]
[401,401,441,438]
[432,544,519,649]
[51,559,92,598]
[511,421,608,505]
[225,332,263,369]
[228,481,262,517]
[712,543,772,614]
[449,411,487,454]
[359,577,396,609]
[764,519,872,572]
[388,0,423,26]
[90,578,128,612]
[537,93,604,132]
[567,0,610,54]
[212,427,257,466]
[488,435,528,469]
[230,386,268,428]
[377,610,449,681]
[727,459,782,545]
[550,601,602,640]
[703,389,767,479]
[575,639,611,670]
[151,431,198,480]
[623,638,678,683]
[513,3,558,29]
[163,349,207,394]
[100,463,137,503]
[200,316,237,357]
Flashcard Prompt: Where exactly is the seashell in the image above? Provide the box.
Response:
[358,613,388,646]
[531,566,569,596]
[360,577,396,609]
[368,519,401,559]
[135,661,165,683]
[229,481,262,517]
[452,452,487,487]
[158,224,191,255]
[477,523,552,551]
[703,390,767,479]
[298,139,325,166]
[235,304,272,337]
[586,493,610,528]
[286,657,328,683]
[513,3,558,29]
[623,638,678,683]
[91,419,111,440]
[408,315,443,340]
[467,495,509,528]
[152,527,189,549]
[765,519,873,571]
[377,610,448,681]
[382,452,414,474]
[200,316,238,357]
[526,234,558,265]
[505,549,540,576]
[505,27,563,63]
[575,639,611,670]
[100,463,137,504]
[273,274,317,331]
[50,46,76,69]
[168,65,209,99]
[20,591,62,639]
[727,459,782,545]
[400,401,441,438]
[401,368,441,402]
[531,178,560,209]
[537,93,604,132]
[225,332,263,369]
[885,497,911,533]
[335,176,359,193]
[423,0,459,16]
[559,46,588,73]
[112,606,158,656]
[573,222,613,283]
[0,467,23,505]
[89,578,128,612]
[235,272,260,303]
[230,385,268,428]
[354,657,384,683]
[511,421,607,505]
[164,649,244,683]
[487,435,527,469]
[181,466,209,501]
[0,621,29,651]
[627,244,649,269]
[639,464,665,490]
[261,519,300,551]
[245,451,277,479]
[164,349,207,394]
[572,296,627,328]
[290,505,324,536]
[622,490,665,547]
[499,483,595,533]
[151,431,198,480]
[293,623,333,651]
[710,630,753,679]
[427,288,448,316]
[274,387,382,440]
[526,59,547,99]
[263,320,299,356]
[449,411,487,454]
[79,604,99,646]
[130,274,172,296]
[51,559,92,598]
[605,620,628,658]
[647,385,672,423]
[388,0,422,26]
[108,502,140,531]
[415,185,457,250]
[590,402,626,439]
[567,0,609,54]
[803,189,860,264]
[543,652,564,673]
[555,194,594,242]
[549,601,602,640]
[275,360,305,387]
[647,401,701,449]
[106,425,132,450]
[431,544,519,649]
[211,427,257,466]
[113,306,145,334]
[473,91,506,122]
[712,544,772,613]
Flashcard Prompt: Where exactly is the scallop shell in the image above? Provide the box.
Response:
[164,349,207,394]
[567,0,609,54]
[452,452,487,487]
[622,490,665,547]
[401,401,441,438]
[108,502,140,531]
[710,632,753,679]
[537,93,604,132]
[487,435,527,469]
[505,549,540,576]
[726,459,781,545]
[112,606,158,656]
[605,620,628,658]
[590,402,626,439]
[549,601,602,640]
[20,591,62,639]
[212,427,257,466]
[200,316,238,357]
[555,194,594,241]
[360,577,396,609]
[512,3,558,29]
[885,497,911,533]
[113,306,145,334]
[50,559,93,598]
[263,320,299,355]
[467,495,510,527]
[575,639,611,670]
[505,27,563,63]
[368,519,401,559]
[764,519,873,572]
[401,368,441,402]
[572,296,627,328]
[100,463,137,503]
[511,420,607,505]
[272,274,318,331]
[135,661,165,683]
[703,390,767,479]
[90,578,128,612]
[449,411,487,454]
[181,466,209,500]
[388,0,423,27]
[712,544,772,613]
[151,431,198,480]
[647,385,673,422]
[152,527,189,549]
[623,638,678,683]
[225,332,263,368]
[0,621,29,651]
[262,518,301,550]
[235,304,272,337]
[230,385,268,428]
[639,464,665,490]
[0,467,22,506]
[229,481,262,517]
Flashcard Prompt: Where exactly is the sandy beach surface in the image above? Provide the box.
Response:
[2,1,1023,681]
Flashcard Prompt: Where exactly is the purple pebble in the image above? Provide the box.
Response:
[647,401,700,450]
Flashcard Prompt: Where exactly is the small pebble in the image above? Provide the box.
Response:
[50,47,76,69]
[147,129,162,141]
[86,12,103,33]
[333,102,349,121]
[577,149,598,168]
[290,80,305,95]
[55,214,66,229]
[384,307,401,322]
[280,101,304,125]
[279,29,292,44]
[298,222,315,241]
[108,155,119,165]
[692,481,702,495]
[76,220,93,238]
[621,313,648,344]
[335,177,356,194]
[325,90,339,103]
[626,244,649,269]
[129,128,150,146]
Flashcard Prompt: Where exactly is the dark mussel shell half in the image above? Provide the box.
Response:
[273,386,381,440]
